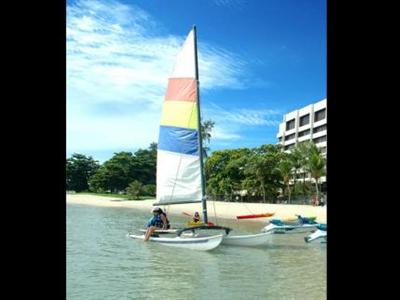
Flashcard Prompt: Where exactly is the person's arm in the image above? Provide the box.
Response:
[160,214,167,229]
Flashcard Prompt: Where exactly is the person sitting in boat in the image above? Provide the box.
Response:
[186,211,204,227]
[193,211,201,223]
[144,207,170,241]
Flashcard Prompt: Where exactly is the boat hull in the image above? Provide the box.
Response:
[221,231,273,246]
[304,229,327,243]
[236,213,275,219]
[128,234,224,251]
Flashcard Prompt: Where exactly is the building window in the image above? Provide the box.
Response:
[298,129,310,137]
[313,124,327,133]
[320,146,327,153]
[313,135,327,144]
[314,108,326,122]
[278,137,282,142]
[286,119,295,130]
[284,133,295,141]
[299,114,310,126]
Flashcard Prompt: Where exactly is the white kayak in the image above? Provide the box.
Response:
[221,231,273,246]
[304,229,327,243]
[128,233,224,251]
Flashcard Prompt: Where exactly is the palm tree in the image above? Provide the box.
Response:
[201,120,215,158]
[307,145,326,201]
[294,141,313,194]
[289,148,302,194]
[277,158,293,203]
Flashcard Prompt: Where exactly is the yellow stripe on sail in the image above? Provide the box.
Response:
[160,100,198,129]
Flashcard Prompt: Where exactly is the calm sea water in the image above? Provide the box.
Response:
[67,203,326,300]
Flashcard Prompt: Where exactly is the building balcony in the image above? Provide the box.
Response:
[297,123,311,132]
[312,118,326,128]
[283,139,296,146]
[298,135,311,143]
[284,128,296,136]
[316,141,327,148]
[312,131,326,139]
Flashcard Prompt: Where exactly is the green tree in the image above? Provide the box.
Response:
[307,144,326,201]
[132,144,157,185]
[277,156,293,203]
[88,167,109,193]
[243,145,284,203]
[142,184,156,196]
[126,180,143,200]
[290,147,303,188]
[66,154,100,192]
[205,148,250,200]
[201,120,215,158]
[88,152,136,193]
[292,141,314,195]
[88,143,157,193]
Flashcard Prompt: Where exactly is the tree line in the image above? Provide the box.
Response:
[66,140,326,203]
[66,121,216,199]
[205,141,326,203]
[66,143,157,199]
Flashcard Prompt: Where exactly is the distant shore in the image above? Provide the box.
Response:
[67,194,326,223]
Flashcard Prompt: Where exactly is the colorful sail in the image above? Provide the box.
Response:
[155,29,202,205]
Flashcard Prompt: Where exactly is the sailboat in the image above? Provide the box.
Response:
[128,26,225,250]
[129,26,273,249]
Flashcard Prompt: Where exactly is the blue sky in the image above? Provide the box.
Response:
[67,0,326,162]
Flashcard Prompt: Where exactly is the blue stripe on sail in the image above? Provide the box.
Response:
[158,125,199,156]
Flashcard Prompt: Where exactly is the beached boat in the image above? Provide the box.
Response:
[236,213,275,219]
[304,224,327,243]
[262,215,319,234]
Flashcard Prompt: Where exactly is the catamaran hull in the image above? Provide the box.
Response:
[128,234,223,251]
[304,229,327,243]
[221,231,273,246]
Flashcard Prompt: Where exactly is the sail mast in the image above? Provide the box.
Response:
[193,25,208,223]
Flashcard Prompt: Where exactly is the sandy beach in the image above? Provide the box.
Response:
[67,194,326,223]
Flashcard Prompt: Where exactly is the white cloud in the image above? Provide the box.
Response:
[204,102,281,127]
[200,102,281,150]
[67,0,251,155]
[67,106,160,152]
[212,127,242,141]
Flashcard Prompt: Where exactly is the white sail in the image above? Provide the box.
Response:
[155,28,202,205]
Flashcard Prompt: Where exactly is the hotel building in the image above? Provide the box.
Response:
[276,98,327,188]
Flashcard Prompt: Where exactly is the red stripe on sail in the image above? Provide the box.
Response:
[165,78,197,102]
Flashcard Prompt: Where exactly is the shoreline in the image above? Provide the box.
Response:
[67,194,326,223]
